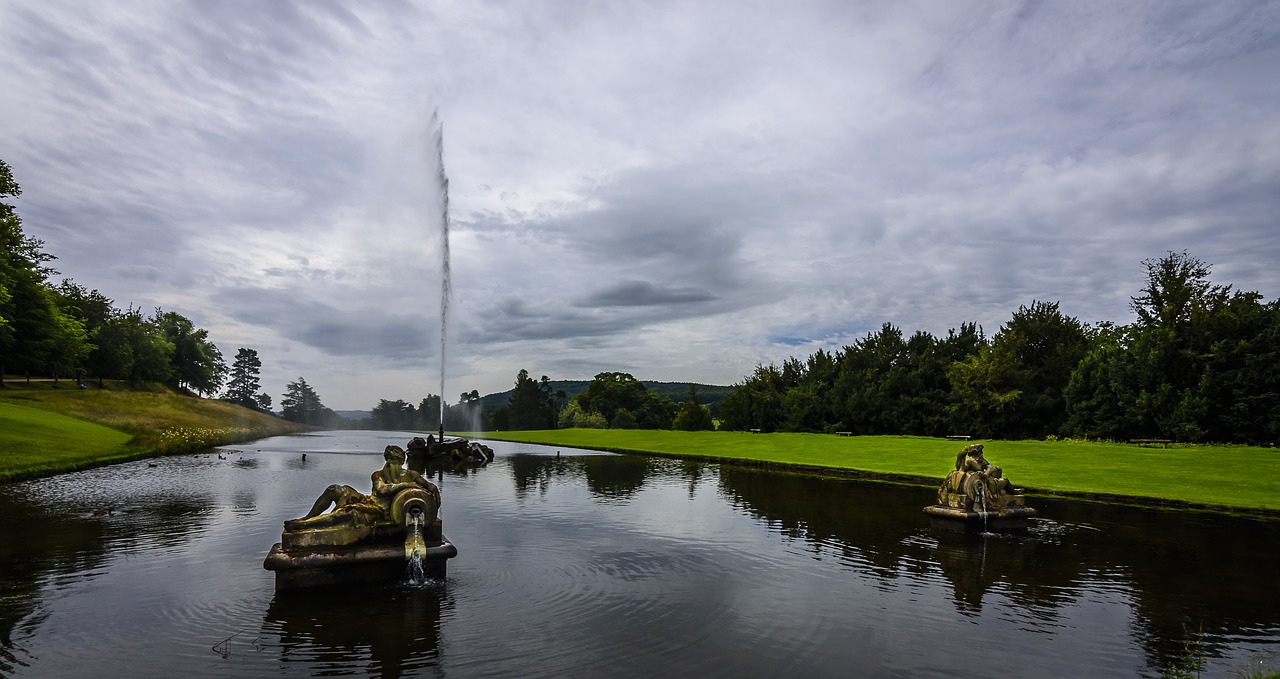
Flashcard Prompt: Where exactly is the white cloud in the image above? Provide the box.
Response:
[2,0,1277,408]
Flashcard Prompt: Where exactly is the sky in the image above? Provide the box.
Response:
[2,1,1278,410]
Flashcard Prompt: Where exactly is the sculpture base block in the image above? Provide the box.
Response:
[264,537,457,589]
[924,505,1037,533]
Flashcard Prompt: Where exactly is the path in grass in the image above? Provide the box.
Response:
[471,429,1280,514]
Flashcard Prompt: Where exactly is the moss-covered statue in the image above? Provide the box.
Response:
[405,435,493,473]
[265,443,458,587]
[281,445,441,548]
[937,444,1024,512]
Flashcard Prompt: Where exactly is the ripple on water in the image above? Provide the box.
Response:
[5,435,1276,679]
[439,529,796,676]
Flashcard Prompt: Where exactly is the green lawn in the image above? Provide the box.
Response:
[468,429,1280,513]
[0,382,305,482]
[0,400,136,481]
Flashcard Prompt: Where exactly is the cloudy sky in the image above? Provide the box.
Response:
[2,1,1277,410]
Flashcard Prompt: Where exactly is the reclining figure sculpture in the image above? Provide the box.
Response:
[926,443,1036,532]
[264,444,456,587]
[937,444,1023,512]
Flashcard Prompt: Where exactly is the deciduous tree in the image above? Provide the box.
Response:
[154,310,225,396]
[673,386,715,431]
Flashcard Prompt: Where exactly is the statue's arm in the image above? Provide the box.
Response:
[372,471,410,498]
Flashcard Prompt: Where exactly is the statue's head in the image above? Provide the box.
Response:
[384,445,407,465]
[965,444,984,456]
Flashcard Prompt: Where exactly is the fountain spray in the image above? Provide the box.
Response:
[431,110,451,440]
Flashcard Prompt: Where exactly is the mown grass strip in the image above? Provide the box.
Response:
[0,382,305,482]
[0,400,137,481]
[469,429,1280,513]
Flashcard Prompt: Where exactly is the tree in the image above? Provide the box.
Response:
[507,369,553,430]
[540,375,566,429]
[448,390,482,431]
[1063,322,1141,440]
[0,160,61,383]
[372,399,416,430]
[673,386,715,431]
[1212,299,1280,443]
[282,377,328,425]
[1131,251,1221,332]
[1063,252,1280,443]
[0,228,58,381]
[418,395,442,430]
[0,160,19,214]
[946,340,1024,439]
[719,364,789,432]
[557,400,608,428]
[51,280,115,384]
[87,308,135,386]
[118,306,174,387]
[945,302,1090,439]
[225,348,264,408]
[576,371,676,429]
[154,309,225,396]
[45,307,91,386]
[610,408,638,429]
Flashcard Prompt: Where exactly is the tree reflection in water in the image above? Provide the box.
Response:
[1,439,1277,677]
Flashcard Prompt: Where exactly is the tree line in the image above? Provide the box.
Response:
[14,158,1271,442]
[1,159,335,426]
[1,160,227,393]
[495,369,714,432]
[356,250,1279,444]
[359,370,716,433]
[719,251,1279,444]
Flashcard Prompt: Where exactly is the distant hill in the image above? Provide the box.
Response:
[643,381,735,411]
[477,379,734,418]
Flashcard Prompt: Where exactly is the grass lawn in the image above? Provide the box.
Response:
[0,399,135,481]
[0,381,305,482]
[469,429,1280,513]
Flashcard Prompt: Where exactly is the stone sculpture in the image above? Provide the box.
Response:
[285,445,440,532]
[925,443,1036,532]
[264,444,456,588]
[406,435,494,474]
[937,444,1022,512]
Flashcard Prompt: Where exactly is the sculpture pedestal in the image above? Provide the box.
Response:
[923,505,1037,533]
[264,538,457,589]
[263,444,458,589]
[264,517,456,589]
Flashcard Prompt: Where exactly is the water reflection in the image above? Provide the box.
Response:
[264,584,450,679]
[1,434,1277,678]
[713,464,1280,670]
[507,451,659,500]
[0,467,219,675]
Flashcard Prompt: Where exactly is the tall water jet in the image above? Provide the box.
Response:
[430,110,451,437]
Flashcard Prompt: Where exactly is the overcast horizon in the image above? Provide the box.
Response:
[3,1,1278,410]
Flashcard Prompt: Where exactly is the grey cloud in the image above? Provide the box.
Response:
[219,286,433,361]
[578,280,717,308]
[4,1,1279,408]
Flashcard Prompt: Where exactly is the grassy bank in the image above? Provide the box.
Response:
[0,381,305,482]
[470,429,1280,514]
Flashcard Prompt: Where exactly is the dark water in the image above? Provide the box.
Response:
[1,431,1277,678]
